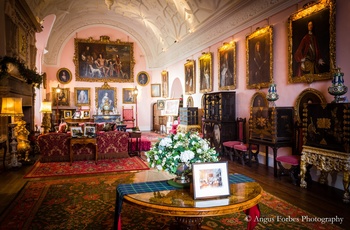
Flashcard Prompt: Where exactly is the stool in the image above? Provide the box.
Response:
[276,155,300,185]
[233,143,259,166]
[223,141,241,161]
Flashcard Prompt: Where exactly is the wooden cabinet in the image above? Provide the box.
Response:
[152,103,162,132]
[180,107,198,125]
[202,92,236,153]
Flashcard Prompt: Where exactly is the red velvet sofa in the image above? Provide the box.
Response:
[37,130,129,162]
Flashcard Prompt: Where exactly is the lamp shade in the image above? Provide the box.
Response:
[0,97,23,117]
[40,101,52,113]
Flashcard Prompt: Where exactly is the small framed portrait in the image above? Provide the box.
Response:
[192,162,230,199]
[161,70,168,98]
[84,126,96,137]
[164,99,180,116]
[199,52,213,93]
[184,59,195,95]
[246,26,273,89]
[157,100,165,110]
[52,87,70,106]
[218,42,236,90]
[187,96,194,107]
[82,110,90,118]
[95,82,117,114]
[151,84,161,97]
[57,68,72,84]
[288,0,335,84]
[71,126,83,138]
[74,87,90,106]
[137,71,150,86]
[63,110,72,118]
[123,88,135,104]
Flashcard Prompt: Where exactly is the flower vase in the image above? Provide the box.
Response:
[168,163,191,188]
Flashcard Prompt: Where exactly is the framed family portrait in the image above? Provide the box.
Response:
[164,99,180,116]
[157,100,165,110]
[74,36,134,82]
[63,110,72,118]
[52,87,70,106]
[137,71,150,86]
[57,68,72,84]
[71,127,83,138]
[74,87,90,106]
[151,84,161,97]
[122,88,135,104]
[82,110,90,118]
[246,26,273,89]
[199,52,213,93]
[218,42,236,90]
[288,0,335,84]
[95,82,117,114]
[84,126,96,137]
[161,70,169,98]
[184,59,195,95]
[192,162,230,199]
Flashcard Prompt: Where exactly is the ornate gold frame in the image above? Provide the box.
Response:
[246,26,273,89]
[294,88,326,124]
[199,52,213,93]
[184,59,196,95]
[288,0,336,84]
[136,71,150,86]
[74,87,90,106]
[57,68,72,84]
[122,88,135,104]
[52,87,70,106]
[74,36,134,82]
[95,82,117,113]
[218,42,236,90]
[161,70,169,98]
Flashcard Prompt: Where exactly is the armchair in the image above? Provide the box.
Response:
[122,106,135,130]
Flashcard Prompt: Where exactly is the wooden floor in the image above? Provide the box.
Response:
[0,154,349,228]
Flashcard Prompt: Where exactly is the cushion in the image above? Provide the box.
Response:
[223,141,241,148]
[276,155,300,166]
[102,122,115,131]
[58,122,67,133]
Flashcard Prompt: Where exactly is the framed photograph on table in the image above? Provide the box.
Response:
[137,71,150,86]
[57,68,72,84]
[161,70,168,98]
[288,0,335,84]
[74,87,90,106]
[199,52,213,93]
[246,26,273,89]
[184,59,195,95]
[84,126,96,137]
[71,127,83,138]
[151,84,161,97]
[123,88,135,104]
[63,110,72,118]
[218,42,236,90]
[192,162,230,199]
[82,110,90,118]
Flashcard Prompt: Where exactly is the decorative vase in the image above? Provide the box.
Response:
[168,163,191,188]
[328,67,348,103]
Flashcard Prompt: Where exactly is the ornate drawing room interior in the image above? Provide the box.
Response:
[0,0,350,194]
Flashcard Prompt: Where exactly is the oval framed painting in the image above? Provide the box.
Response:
[57,68,72,84]
[137,71,150,86]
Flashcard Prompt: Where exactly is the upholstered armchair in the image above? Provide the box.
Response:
[122,106,135,130]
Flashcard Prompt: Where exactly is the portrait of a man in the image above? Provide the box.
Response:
[184,60,195,95]
[123,88,135,104]
[218,42,236,90]
[199,52,212,93]
[137,71,150,86]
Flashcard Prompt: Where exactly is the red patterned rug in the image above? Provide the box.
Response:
[24,156,149,178]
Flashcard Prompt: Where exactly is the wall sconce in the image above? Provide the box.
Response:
[40,101,52,134]
[0,97,24,168]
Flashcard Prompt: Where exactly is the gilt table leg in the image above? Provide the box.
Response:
[299,154,308,188]
[343,171,350,203]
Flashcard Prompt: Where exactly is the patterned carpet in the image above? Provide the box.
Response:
[0,172,344,230]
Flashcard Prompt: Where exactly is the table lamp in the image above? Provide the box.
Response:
[0,97,24,168]
[40,101,52,133]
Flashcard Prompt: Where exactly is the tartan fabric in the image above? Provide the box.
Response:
[114,173,255,229]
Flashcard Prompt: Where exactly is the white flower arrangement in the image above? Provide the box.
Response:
[145,132,219,174]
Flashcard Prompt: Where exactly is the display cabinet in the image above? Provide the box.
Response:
[202,92,236,153]
[180,107,198,125]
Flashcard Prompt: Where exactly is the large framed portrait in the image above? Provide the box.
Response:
[95,82,117,114]
[184,59,195,95]
[151,84,161,97]
[57,68,72,84]
[164,99,180,116]
[74,87,90,106]
[74,36,134,82]
[122,88,135,104]
[137,71,150,86]
[199,52,213,93]
[52,87,70,106]
[192,162,230,199]
[161,70,169,98]
[246,26,273,89]
[218,42,236,90]
[288,0,335,84]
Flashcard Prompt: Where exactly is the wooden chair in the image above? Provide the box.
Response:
[122,106,135,129]
[222,118,245,161]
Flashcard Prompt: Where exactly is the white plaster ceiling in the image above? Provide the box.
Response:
[25,0,299,68]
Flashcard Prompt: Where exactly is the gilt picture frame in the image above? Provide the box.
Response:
[184,59,195,95]
[74,36,134,82]
[218,42,236,90]
[137,71,150,86]
[192,162,230,199]
[288,0,335,84]
[52,87,70,106]
[74,87,90,106]
[151,84,161,97]
[57,68,72,84]
[122,88,135,104]
[199,52,213,93]
[161,70,169,98]
[95,82,117,114]
[246,26,273,89]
